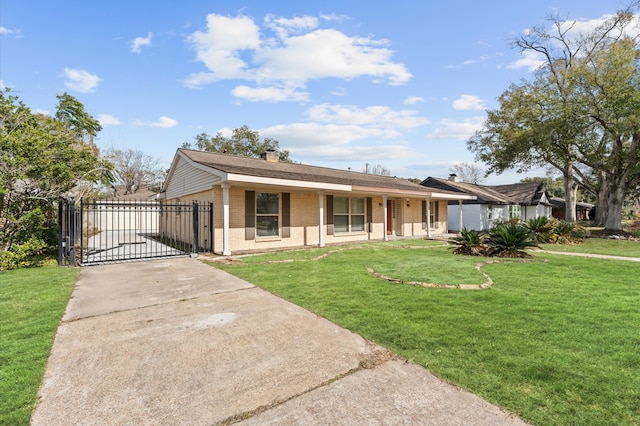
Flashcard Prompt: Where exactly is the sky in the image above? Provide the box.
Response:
[0,0,631,184]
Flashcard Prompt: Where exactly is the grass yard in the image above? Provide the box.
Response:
[540,237,640,258]
[213,241,640,426]
[0,265,77,425]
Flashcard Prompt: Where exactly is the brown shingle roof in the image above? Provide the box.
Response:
[180,148,434,193]
[489,182,545,205]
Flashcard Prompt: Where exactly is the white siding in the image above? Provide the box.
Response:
[165,156,220,200]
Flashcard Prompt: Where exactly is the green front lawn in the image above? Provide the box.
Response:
[0,266,77,425]
[213,242,640,426]
[540,237,640,257]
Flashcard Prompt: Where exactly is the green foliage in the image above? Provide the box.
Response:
[450,228,486,256]
[525,216,554,243]
[0,88,110,254]
[0,237,48,270]
[184,125,292,162]
[525,217,589,244]
[486,223,538,258]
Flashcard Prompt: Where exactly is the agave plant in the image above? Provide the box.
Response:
[486,223,538,258]
[525,216,553,243]
[450,227,486,256]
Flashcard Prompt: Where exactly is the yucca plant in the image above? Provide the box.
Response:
[450,227,486,256]
[525,216,553,243]
[486,223,538,258]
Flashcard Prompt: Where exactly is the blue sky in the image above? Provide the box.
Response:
[0,0,627,184]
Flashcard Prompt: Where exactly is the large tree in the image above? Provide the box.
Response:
[449,162,485,184]
[104,148,166,195]
[183,125,292,162]
[469,4,640,230]
[0,89,108,253]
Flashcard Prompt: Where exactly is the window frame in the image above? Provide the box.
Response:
[255,192,280,238]
[509,204,521,220]
[333,196,366,233]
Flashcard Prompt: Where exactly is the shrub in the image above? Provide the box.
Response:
[0,237,48,271]
[486,223,538,258]
[525,216,554,243]
[450,228,486,256]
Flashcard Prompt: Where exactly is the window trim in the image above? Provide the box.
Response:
[256,192,280,238]
[333,196,366,233]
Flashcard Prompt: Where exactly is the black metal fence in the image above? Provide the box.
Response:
[58,198,213,266]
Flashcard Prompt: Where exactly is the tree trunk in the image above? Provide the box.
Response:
[604,177,626,231]
[593,172,609,226]
[563,164,577,222]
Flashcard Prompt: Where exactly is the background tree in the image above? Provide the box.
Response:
[183,125,292,162]
[363,163,391,176]
[449,162,485,184]
[0,89,108,264]
[104,148,166,195]
[469,3,640,230]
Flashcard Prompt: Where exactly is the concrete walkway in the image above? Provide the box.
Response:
[32,258,528,425]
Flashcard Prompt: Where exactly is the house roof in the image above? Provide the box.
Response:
[419,177,515,204]
[169,149,475,200]
[550,197,594,209]
[420,177,550,206]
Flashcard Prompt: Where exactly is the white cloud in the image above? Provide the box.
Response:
[151,116,178,128]
[231,85,310,102]
[427,116,485,140]
[307,104,428,129]
[63,68,101,93]
[133,116,178,128]
[131,32,153,54]
[97,114,121,126]
[508,49,545,72]
[452,95,486,111]
[404,96,424,105]
[262,123,394,148]
[0,26,14,35]
[184,13,411,101]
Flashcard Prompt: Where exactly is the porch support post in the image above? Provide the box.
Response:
[458,200,464,233]
[383,195,388,241]
[318,191,325,248]
[426,197,432,239]
[221,183,231,256]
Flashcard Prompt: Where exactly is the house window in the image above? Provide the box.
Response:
[487,205,493,220]
[429,201,439,226]
[256,192,279,237]
[334,197,365,232]
[509,205,521,219]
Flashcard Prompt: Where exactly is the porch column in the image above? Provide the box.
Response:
[221,183,231,256]
[458,200,464,232]
[383,196,388,241]
[318,191,325,248]
[426,197,432,238]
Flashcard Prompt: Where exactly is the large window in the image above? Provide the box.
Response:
[334,197,365,233]
[256,192,279,237]
[509,204,521,219]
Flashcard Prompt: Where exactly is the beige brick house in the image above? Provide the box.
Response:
[161,149,474,255]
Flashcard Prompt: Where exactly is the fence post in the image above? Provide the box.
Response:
[68,198,77,266]
[192,201,199,255]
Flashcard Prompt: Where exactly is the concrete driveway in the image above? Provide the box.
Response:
[31,258,528,425]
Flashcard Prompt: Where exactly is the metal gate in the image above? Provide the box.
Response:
[58,198,213,266]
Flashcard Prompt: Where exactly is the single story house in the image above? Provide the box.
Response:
[420,175,552,232]
[550,197,594,221]
[161,149,475,255]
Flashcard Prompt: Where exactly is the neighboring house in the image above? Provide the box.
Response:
[160,149,475,255]
[420,175,552,232]
[550,197,594,221]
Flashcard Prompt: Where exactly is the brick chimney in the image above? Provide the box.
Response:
[448,173,458,182]
[261,150,279,163]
